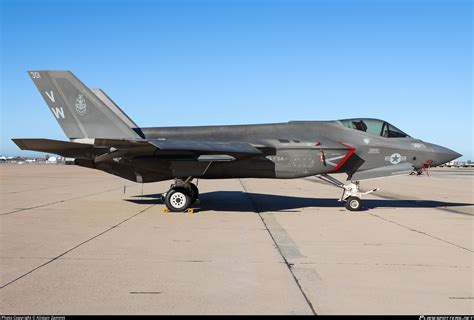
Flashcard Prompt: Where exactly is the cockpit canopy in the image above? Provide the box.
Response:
[339,118,409,138]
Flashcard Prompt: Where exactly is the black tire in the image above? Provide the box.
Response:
[189,183,199,203]
[345,196,362,211]
[165,187,191,212]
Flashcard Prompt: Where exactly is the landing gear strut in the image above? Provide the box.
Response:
[317,174,379,211]
[163,178,199,212]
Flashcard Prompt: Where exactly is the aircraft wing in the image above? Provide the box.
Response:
[149,139,261,155]
[94,138,262,155]
[350,162,414,181]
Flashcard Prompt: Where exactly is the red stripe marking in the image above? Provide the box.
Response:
[331,142,356,172]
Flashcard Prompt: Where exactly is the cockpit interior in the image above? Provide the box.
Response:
[339,118,409,138]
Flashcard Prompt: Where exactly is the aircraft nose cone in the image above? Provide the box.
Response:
[426,143,462,166]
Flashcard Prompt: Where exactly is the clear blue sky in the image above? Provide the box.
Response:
[1,0,472,159]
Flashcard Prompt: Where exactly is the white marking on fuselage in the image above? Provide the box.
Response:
[266,155,286,162]
[325,155,345,167]
[411,143,426,148]
[384,153,407,165]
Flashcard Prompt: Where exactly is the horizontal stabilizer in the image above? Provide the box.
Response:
[13,138,93,152]
[351,162,414,181]
[12,138,100,158]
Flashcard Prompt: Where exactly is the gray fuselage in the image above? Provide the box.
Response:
[85,119,458,183]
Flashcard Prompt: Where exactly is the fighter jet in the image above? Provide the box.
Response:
[13,71,461,212]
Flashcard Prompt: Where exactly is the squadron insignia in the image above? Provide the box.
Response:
[75,94,87,116]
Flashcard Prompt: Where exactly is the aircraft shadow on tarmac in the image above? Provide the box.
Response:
[126,191,472,213]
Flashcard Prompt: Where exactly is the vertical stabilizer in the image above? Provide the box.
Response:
[28,70,141,140]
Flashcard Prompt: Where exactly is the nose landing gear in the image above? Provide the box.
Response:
[163,178,199,212]
[317,174,379,211]
[345,196,362,211]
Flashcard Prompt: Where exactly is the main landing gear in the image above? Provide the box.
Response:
[317,174,379,211]
[163,178,199,212]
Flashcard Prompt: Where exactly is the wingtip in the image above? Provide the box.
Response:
[11,138,25,149]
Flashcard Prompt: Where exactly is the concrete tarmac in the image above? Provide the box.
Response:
[1,164,473,314]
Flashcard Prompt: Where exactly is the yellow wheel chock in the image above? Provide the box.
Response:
[162,207,194,214]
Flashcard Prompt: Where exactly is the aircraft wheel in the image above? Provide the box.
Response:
[189,183,199,203]
[165,187,191,212]
[345,196,362,211]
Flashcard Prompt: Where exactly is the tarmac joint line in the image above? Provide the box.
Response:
[130,291,162,295]
[367,212,473,253]
[0,203,157,289]
[0,186,133,216]
[238,179,317,315]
